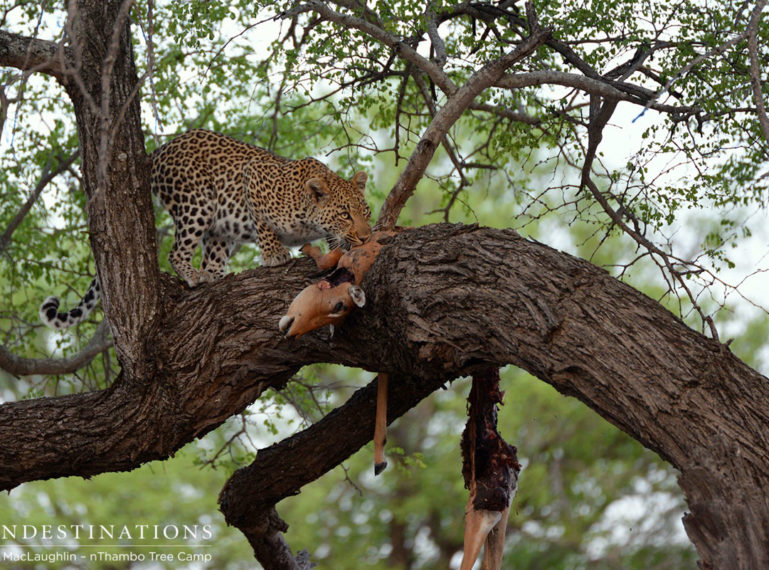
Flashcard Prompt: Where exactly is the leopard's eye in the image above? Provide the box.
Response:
[341,211,352,220]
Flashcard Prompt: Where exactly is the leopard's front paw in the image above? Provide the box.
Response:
[181,273,201,288]
[180,270,215,287]
[262,249,292,267]
[197,270,216,284]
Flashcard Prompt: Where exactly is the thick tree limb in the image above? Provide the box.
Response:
[0,29,69,79]
[220,372,443,526]
[1,225,762,566]
[219,372,442,569]
[5,2,767,568]
[0,320,111,377]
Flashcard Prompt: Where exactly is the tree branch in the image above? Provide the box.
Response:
[468,101,540,125]
[636,21,755,117]
[0,29,69,79]
[578,92,720,338]
[0,320,111,377]
[1,224,768,567]
[376,4,551,229]
[220,372,447,569]
[220,373,442,523]
[495,70,698,116]
[425,1,447,68]
[283,0,458,95]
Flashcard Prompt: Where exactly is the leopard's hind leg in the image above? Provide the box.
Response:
[167,185,216,287]
[201,237,235,280]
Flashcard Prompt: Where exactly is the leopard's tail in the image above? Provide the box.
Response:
[39,277,101,329]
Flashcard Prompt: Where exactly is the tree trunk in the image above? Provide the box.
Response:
[63,0,160,378]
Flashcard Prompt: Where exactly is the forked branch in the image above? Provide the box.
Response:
[376,3,550,229]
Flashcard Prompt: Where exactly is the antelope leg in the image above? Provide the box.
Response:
[460,494,502,570]
[480,503,511,570]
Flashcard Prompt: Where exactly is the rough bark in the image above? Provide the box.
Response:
[62,0,161,379]
[0,29,69,79]
[0,222,767,567]
[234,508,313,570]
[219,371,444,523]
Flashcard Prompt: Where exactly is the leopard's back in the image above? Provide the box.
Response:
[151,129,279,244]
[151,129,371,286]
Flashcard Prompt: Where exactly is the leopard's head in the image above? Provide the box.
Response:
[302,162,372,248]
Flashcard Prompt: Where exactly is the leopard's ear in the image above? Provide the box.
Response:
[352,171,367,191]
[306,178,329,203]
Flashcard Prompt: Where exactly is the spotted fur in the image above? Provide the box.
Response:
[39,278,101,329]
[40,129,372,329]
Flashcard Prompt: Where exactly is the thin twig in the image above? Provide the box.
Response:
[0,150,79,254]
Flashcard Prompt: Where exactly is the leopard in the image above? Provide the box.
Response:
[40,129,372,329]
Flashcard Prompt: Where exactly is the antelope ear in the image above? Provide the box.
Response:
[349,285,366,308]
[352,171,367,190]
[306,178,328,202]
